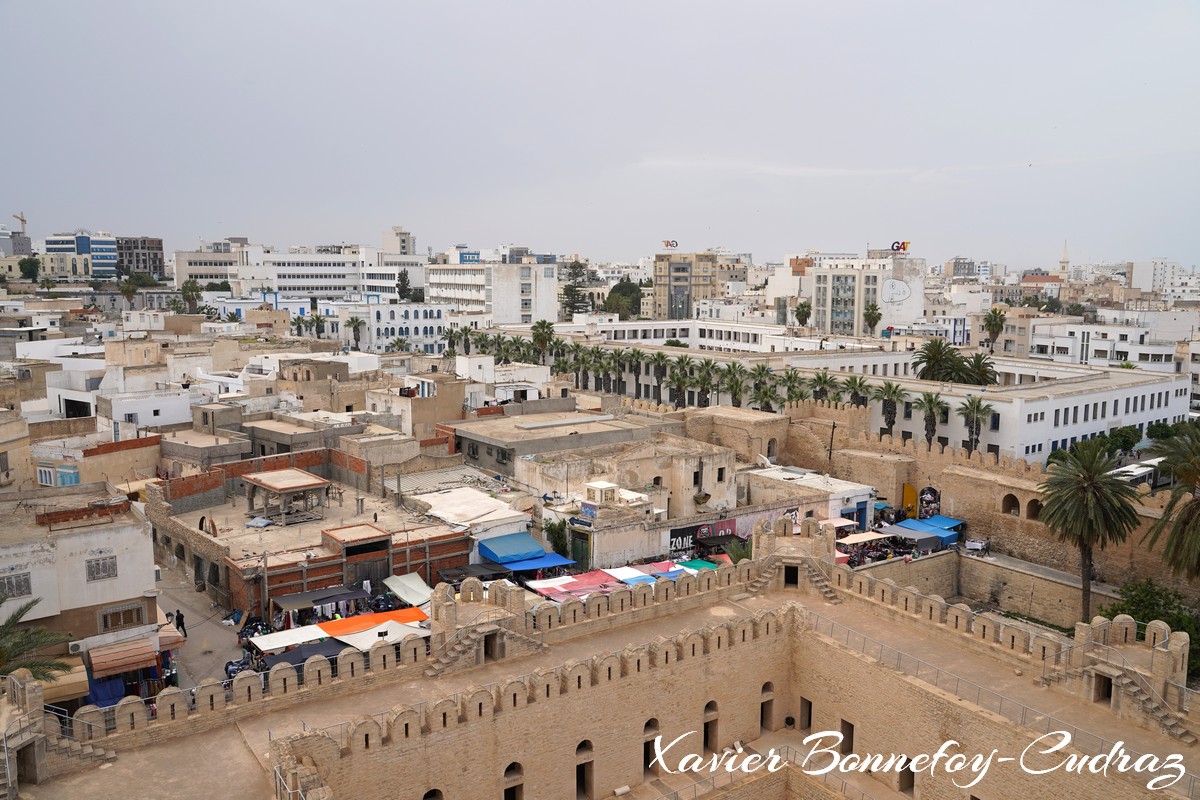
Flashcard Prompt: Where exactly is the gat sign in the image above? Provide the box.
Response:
[891,241,911,252]
[662,240,678,249]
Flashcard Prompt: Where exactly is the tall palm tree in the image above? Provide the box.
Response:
[749,364,774,393]
[960,352,998,386]
[750,382,782,413]
[912,338,963,382]
[720,362,749,407]
[648,352,671,405]
[310,314,327,340]
[1143,428,1200,579]
[778,371,811,404]
[794,300,812,329]
[346,316,366,350]
[1040,439,1140,620]
[628,348,645,399]
[871,381,908,437]
[576,350,592,390]
[666,366,693,410]
[956,396,995,454]
[118,278,138,309]
[292,315,306,337]
[166,298,186,314]
[389,337,411,353]
[982,307,1006,353]
[0,596,72,681]
[842,376,870,407]
[809,369,838,401]
[224,312,240,323]
[694,360,721,407]
[440,327,460,355]
[613,349,635,396]
[179,279,203,313]
[862,303,882,337]
[912,392,949,447]
[531,320,555,365]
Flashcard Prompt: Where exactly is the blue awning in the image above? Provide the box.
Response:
[621,575,658,586]
[898,519,957,546]
[923,514,965,530]
[500,552,576,572]
[653,568,686,579]
[874,501,893,510]
[478,533,545,564]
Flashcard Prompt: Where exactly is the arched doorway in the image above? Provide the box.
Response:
[703,701,719,753]
[643,719,660,777]
[1026,499,1042,520]
[1002,494,1020,515]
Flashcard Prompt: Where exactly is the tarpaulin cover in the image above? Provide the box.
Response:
[333,621,429,651]
[884,523,939,548]
[677,559,719,572]
[820,517,858,528]
[272,586,369,611]
[383,573,433,607]
[316,608,428,637]
[837,531,893,546]
[649,561,677,573]
[697,534,740,547]
[653,569,686,579]
[250,624,328,653]
[622,575,658,585]
[709,553,733,565]
[42,657,89,703]
[477,532,545,564]
[874,502,893,510]
[898,518,958,546]
[602,567,648,582]
[263,639,346,669]
[923,514,965,530]
[500,552,575,572]
[85,676,126,708]
[87,637,159,679]
[526,576,577,591]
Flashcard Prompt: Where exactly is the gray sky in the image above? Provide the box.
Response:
[4,1,1198,270]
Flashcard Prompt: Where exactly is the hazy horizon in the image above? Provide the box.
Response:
[4,1,1198,270]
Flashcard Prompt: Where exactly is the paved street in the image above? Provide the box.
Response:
[156,560,245,688]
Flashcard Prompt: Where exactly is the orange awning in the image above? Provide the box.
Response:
[157,607,185,651]
[88,637,159,679]
[316,608,427,637]
[42,657,89,703]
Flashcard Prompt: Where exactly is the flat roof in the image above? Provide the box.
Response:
[447,411,657,444]
[0,485,140,543]
[244,468,329,493]
[324,523,391,543]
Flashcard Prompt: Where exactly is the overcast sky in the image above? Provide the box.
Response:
[4,1,1198,270]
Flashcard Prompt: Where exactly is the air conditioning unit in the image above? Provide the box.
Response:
[68,641,85,655]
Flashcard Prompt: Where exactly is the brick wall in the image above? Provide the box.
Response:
[36,500,131,526]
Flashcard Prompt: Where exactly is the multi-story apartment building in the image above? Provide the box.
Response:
[800,251,926,337]
[116,236,165,277]
[43,231,118,280]
[427,260,557,324]
[1028,322,1181,372]
[0,225,32,257]
[332,300,456,354]
[653,251,717,320]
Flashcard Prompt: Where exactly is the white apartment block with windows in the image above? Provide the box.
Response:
[1129,258,1185,292]
[332,300,456,354]
[799,253,926,337]
[427,261,558,324]
[1028,322,1181,372]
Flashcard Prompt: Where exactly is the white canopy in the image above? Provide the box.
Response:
[837,531,893,546]
[820,517,859,528]
[601,567,648,582]
[383,573,433,607]
[250,624,327,653]
[526,576,577,591]
[333,620,430,651]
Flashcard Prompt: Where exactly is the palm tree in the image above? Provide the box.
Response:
[750,382,782,413]
[1040,439,1140,620]
[912,338,963,382]
[694,359,721,407]
[862,303,882,337]
[1143,428,1200,579]
[346,316,366,350]
[0,597,72,681]
[961,352,997,386]
[809,369,838,401]
[577,350,593,390]
[842,376,870,407]
[871,381,908,437]
[531,320,555,365]
[388,337,411,353]
[301,316,316,337]
[778,371,811,404]
[292,316,306,337]
[38,276,57,291]
[982,307,1006,353]
[118,278,138,309]
[720,362,748,407]
[648,352,671,405]
[166,298,186,314]
[179,279,203,313]
[224,312,240,323]
[912,392,949,447]
[629,349,645,399]
[666,366,693,410]
[310,314,327,340]
[794,300,812,329]
[956,396,995,454]
[749,364,774,393]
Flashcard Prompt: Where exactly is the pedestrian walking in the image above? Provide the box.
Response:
[176,609,187,638]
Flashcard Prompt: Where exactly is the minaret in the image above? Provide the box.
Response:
[1059,240,1070,272]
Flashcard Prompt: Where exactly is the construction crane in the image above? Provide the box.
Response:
[11,212,26,234]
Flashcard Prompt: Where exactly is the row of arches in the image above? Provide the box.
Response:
[1001,493,1041,520]
[376,308,442,321]
[375,325,442,338]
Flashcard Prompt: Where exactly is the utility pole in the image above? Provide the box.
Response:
[827,421,837,462]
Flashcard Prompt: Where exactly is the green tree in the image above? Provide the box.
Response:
[809,369,838,401]
[666,365,693,410]
[722,371,749,408]
[1040,439,1140,620]
[118,278,138,309]
[648,352,671,405]
[956,396,995,454]
[1147,421,1175,440]
[0,596,73,681]
[389,337,411,353]
[346,316,366,350]
[912,338,963,382]
[1108,425,1143,454]
[1143,427,1200,579]
[871,381,908,437]
[396,269,411,300]
[166,298,187,314]
[38,277,56,290]
[750,382,782,414]
[204,280,232,292]
[310,314,327,339]
[1064,303,1088,318]
[1100,580,1200,678]
[749,364,774,392]
[179,279,203,313]
[224,312,240,323]
[409,288,424,302]
[693,359,721,407]
[723,538,752,564]
[778,371,811,404]
[663,338,686,347]
[912,392,949,447]
[960,352,998,386]
[794,300,812,328]
[1118,362,1137,369]
[862,303,882,336]
[560,260,590,318]
[531,320,556,365]
[841,376,870,407]
[18,257,40,281]
[982,307,1006,353]
[602,277,642,319]
[544,519,569,558]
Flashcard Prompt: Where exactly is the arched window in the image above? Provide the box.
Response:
[404,310,410,319]
[1002,494,1020,515]
[576,740,593,756]
[1026,499,1042,521]
[376,327,382,337]
[437,309,443,318]
[504,762,523,780]
[644,718,659,735]
[422,792,443,800]
[767,439,777,459]
[375,311,381,321]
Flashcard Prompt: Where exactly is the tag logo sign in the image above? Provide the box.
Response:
[662,240,678,249]
[891,241,911,252]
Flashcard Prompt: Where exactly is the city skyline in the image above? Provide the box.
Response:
[4,1,1198,270]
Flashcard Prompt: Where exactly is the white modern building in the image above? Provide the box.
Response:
[1028,322,1181,372]
[43,231,119,280]
[427,261,558,325]
[798,252,927,337]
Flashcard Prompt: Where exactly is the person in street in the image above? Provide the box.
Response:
[176,609,187,638]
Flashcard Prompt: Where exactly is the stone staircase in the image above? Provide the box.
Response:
[45,731,118,764]
[1113,672,1198,745]
[424,624,498,678]
[743,557,781,596]
[805,565,841,605]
